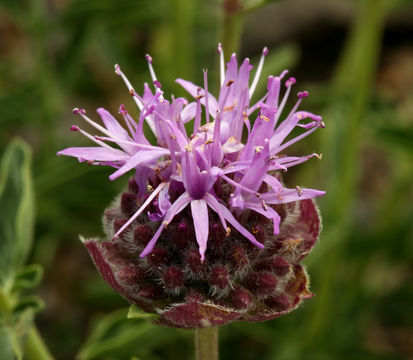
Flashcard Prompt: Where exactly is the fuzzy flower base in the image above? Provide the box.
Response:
[82,176,321,329]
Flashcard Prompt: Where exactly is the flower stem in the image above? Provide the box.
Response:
[195,327,219,360]
[221,0,244,60]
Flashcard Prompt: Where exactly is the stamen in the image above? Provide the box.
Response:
[114,64,144,110]
[203,69,210,124]
[261,200,268,211]
[73,126,117,152]
[296,186,303,197]
[275,153,323,169]
[249,46,268,98]
[118,104,137,136]
[113,182,167,239]
[145,54,163,98]
[218,43,225,87]
[272,77,294,126]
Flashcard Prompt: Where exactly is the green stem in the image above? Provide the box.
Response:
[25,327,54,360]
[305,0,394,342]
[195,327,219,360]
[172,0,194,80]
[221,0,244,60]
[1,285,53,359]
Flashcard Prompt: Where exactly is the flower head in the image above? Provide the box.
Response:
[59,45,325,328]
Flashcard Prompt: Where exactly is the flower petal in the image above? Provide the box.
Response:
[57,147,128,162]
[175,79,219,117]
[109,148,169,180]
[97,108,132,151]
[190,199,209,261]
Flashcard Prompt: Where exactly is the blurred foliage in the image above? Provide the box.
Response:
[0,140,51,360]
[0,0,412,359]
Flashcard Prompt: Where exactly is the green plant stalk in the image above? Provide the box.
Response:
[25,327,54,360]
[306,0,394,341]
[0,287,13,312]
[221,0,244,60]
[195,327,219,360]
[172,0,194,80]
[0,287,54,360]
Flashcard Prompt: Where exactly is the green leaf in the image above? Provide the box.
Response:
[13,296,45,316]
[127,305,159,320]
[0,139,34,288]
[77,308,153,360]
[0,325,16,360]
[12,264,43,291]
[0,308,34,360]
[376,125,413,154]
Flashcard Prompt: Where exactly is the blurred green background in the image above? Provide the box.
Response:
[0,0,412,359]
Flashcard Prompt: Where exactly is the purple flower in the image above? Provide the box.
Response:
[58,45,325,262]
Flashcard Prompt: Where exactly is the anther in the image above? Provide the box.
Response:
[296,186,303,196]
[145,54,153,64]
[297,91,309,99]
[70,125,79,131]
[73,108,85,115]
[285,77,296,87]
[226,80,234,87]
[254,146,264,153]
[119,104,127,115]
